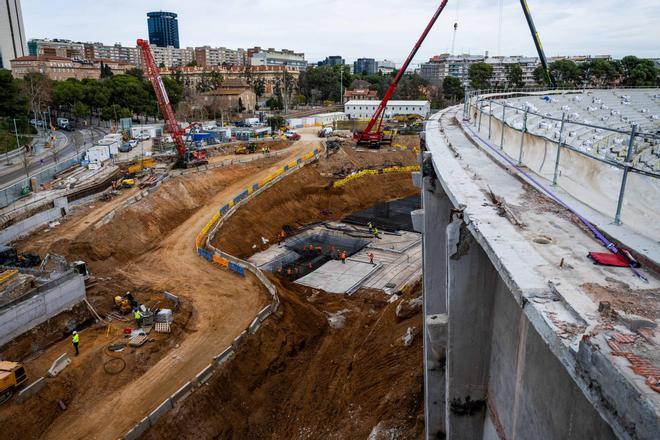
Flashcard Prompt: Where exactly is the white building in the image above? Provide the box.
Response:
[151,46,194,68]
[90,43,142,67]
[250,48,307,71]
[420,54,485,86]
[377,59,397,74]
[0,0,27,69]
[485,56,539,87]
[344,100,430,119]
[194,46,245,66]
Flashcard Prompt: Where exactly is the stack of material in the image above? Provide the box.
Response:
[155,322,171,333]
[128,334,148,347]
[155,309,173,324]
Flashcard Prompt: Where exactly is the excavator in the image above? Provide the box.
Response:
[137,39,208,168]
[355,0,556,147]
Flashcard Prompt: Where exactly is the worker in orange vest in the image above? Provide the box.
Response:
[341,251,347,264]
[369,252,375,265]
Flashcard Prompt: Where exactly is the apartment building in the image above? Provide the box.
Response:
[249,47,307,71]
[194,46,245,67]
[10,55,133,80]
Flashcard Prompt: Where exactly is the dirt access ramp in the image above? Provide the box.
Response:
[2,142,315,440]
[145,280,424,440]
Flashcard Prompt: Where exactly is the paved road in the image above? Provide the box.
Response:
[0,128,105,188]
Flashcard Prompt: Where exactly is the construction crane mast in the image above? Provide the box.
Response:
[519,0,556,88]
[355,0,449,147]
[137,39,208,168]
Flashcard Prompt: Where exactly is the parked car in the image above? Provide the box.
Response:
[137,133,150,141]
[128,140,138,148]
[119,143,133,153]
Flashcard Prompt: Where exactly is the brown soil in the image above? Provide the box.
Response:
[1,134,422,439]
[146,280,424,440]
[393,134,421,149]
[214,144,419,258]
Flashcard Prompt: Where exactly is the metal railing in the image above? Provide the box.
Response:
[467,89,660,226]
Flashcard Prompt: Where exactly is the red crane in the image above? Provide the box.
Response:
[137,39,208,168]
[355,0,449,147]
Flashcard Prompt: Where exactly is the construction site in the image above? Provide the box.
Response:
[0,2,659,440]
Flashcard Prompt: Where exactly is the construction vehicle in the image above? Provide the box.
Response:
[355,0,449,147]
[0,361,28,404]
[114,292,137,314]
[235,142,257,155]
[121,179,136,188]
[137,39,208,168]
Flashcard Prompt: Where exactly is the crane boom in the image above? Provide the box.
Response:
[519,0,556,88]
[357,0,449,145]
[137,39,207,167]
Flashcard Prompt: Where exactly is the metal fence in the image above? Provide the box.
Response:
[0,153,84,209]
[468,90,659,227]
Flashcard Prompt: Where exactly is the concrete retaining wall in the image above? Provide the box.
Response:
[0,197,69,245]
[0,272,85,347]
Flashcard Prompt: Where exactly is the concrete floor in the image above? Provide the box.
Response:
[250,224,422,295]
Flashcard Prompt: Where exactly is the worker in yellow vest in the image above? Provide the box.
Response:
[72,331,80,356]
[134,308,143,328]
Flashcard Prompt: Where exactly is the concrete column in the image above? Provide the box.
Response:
[421,171,451,439]
[446,219,497,439]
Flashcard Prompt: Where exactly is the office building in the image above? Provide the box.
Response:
[249,47,307,70]
[147,11,180,48]
[1,0,27,69]
[344,100,430,119]
[318,56,345,67]
[354,58,377,75]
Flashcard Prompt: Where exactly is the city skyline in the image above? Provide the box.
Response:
[20,0,660,64]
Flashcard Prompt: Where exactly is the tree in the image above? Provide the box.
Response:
[238,97,246,113]
[0,69,28,116]
[392,73,428,100]
[266,96,283,111]
[253,78,266,99]
[468,63,493,90]
[72,101,89,120]
[619,56,658,86]
[505,64,525,88]
[532,65,548,86]
[186,60,198,67]
[267,115,286,131]
[442,76,464,102]
[100,62,114,79]
[298,65,352,104]
[52,79,84,112]
[549,60,582,86]
[580,59,619,86]
[21,72,52,119]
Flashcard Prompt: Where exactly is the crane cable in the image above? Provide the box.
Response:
[450,0,460,55]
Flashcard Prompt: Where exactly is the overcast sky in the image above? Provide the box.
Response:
[22,0,659,64]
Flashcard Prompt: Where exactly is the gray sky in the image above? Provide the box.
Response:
[22,0,659,64]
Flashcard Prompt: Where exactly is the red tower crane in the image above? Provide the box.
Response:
[355,0,449,147]
[137,39,208,168]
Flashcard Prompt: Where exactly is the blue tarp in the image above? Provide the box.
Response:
[197,247,213,261]
[228,262,245,276]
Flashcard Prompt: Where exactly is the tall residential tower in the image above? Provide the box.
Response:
[0,0,27,69]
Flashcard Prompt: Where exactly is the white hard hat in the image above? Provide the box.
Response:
[73,331,77,334]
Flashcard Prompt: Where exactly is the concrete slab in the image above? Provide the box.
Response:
[296,259,377,294]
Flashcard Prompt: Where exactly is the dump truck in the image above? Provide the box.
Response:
[0,361,28,404]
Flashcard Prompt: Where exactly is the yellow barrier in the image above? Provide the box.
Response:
[333,165,420,188]
[194,148,320,260]
[128,157,156,174]
[0,269,18,284]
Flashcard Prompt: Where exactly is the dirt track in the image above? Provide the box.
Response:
[45,141,315,439]
[1,136,317,439]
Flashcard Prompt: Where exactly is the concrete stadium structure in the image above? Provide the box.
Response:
[416,90,659,439]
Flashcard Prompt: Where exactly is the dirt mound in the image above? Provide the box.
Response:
[146,281,424,440]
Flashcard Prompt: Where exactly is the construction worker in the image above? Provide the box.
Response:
[72,331,80,356]
[134,308,143,328]
[373,227,380,238]
[341,251,347,264]
[369,252,375,265]
[368,222,374,232]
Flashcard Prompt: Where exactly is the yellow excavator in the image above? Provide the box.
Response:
[0,361,28,404]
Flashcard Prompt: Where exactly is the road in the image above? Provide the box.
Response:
[0,128,105,188]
